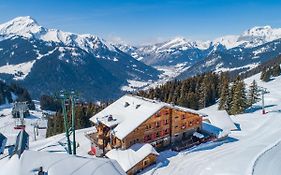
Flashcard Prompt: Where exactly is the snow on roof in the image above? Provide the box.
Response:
[0,150,126,175]
[106,143,159,172]
[200,105,237,131]
[90,94,205,140]
[202,122,230,139]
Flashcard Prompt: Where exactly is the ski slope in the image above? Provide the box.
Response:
[142,73,281,175]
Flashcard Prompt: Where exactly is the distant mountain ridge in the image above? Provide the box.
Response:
[0,16,160,100]
[116,25,281,79]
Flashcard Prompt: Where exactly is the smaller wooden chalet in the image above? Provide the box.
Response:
[106,143,158,175]
[88,94,206,156]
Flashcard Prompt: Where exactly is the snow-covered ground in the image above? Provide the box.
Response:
[1,72,281,175]
[141,73,281,175]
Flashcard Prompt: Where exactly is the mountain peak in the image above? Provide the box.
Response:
[10,16,38,24]
[0,16,42,37]
[243,25,274,36]
[0,16,118,53]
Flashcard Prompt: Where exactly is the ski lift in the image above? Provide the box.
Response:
[14,118,25,130]
[13,102,28,130]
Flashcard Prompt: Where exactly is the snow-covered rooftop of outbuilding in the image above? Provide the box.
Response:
[202,122,230,139]
[0,150,126,175]
[90,94,205,140]
[200,105,237,131]
[106,143,159,172]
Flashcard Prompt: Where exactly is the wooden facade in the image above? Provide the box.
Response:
[126,154,157,175]
[91,106,202,152]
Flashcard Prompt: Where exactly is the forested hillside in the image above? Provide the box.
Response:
[0,81,34,109]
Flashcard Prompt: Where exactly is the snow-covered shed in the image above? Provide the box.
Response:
[202,122,230,139]
[200,107,237,131]
[106,143,159,174]
[0,150,126,175]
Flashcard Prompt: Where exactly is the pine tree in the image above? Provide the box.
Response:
[229,79,247,115]
[260,68,271,82]
[272,65,281,77]
[218,78,229,110]
[188,92,199,109]
[198,80,207,109]
[247,80,260,107]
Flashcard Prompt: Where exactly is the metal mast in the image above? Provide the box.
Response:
[70,91,78,155]
[258,86,270,115]
[60,92,72,154]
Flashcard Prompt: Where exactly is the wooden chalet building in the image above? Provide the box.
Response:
[88,94,205,156]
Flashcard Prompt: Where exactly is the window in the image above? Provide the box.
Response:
[164,120,169,125]
[182,115,186,120]
[156,132,160,137]
[144,135,151,141]
[164,129,169,134]
[175,116,179,119]
[175,125,178,128]
[189,121,193,126]
[182,125,186,129]
[143,159,149,166]
[156,121,160,128]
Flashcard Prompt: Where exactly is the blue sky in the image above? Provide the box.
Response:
[1,0,281,44]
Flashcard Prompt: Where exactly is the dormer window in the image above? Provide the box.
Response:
[108,115,113,121]
[124,102,130,107]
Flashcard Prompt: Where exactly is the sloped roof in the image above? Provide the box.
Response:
[106,143,159,172]
[1,150,126,175]
[90,94,205,140]
[200,107,237,131]
[202,122,230,139]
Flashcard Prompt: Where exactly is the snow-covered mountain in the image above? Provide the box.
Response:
[117,25,281,80]
[0,16,117,54]
[0,16,160,100]
[213,25,281,49]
